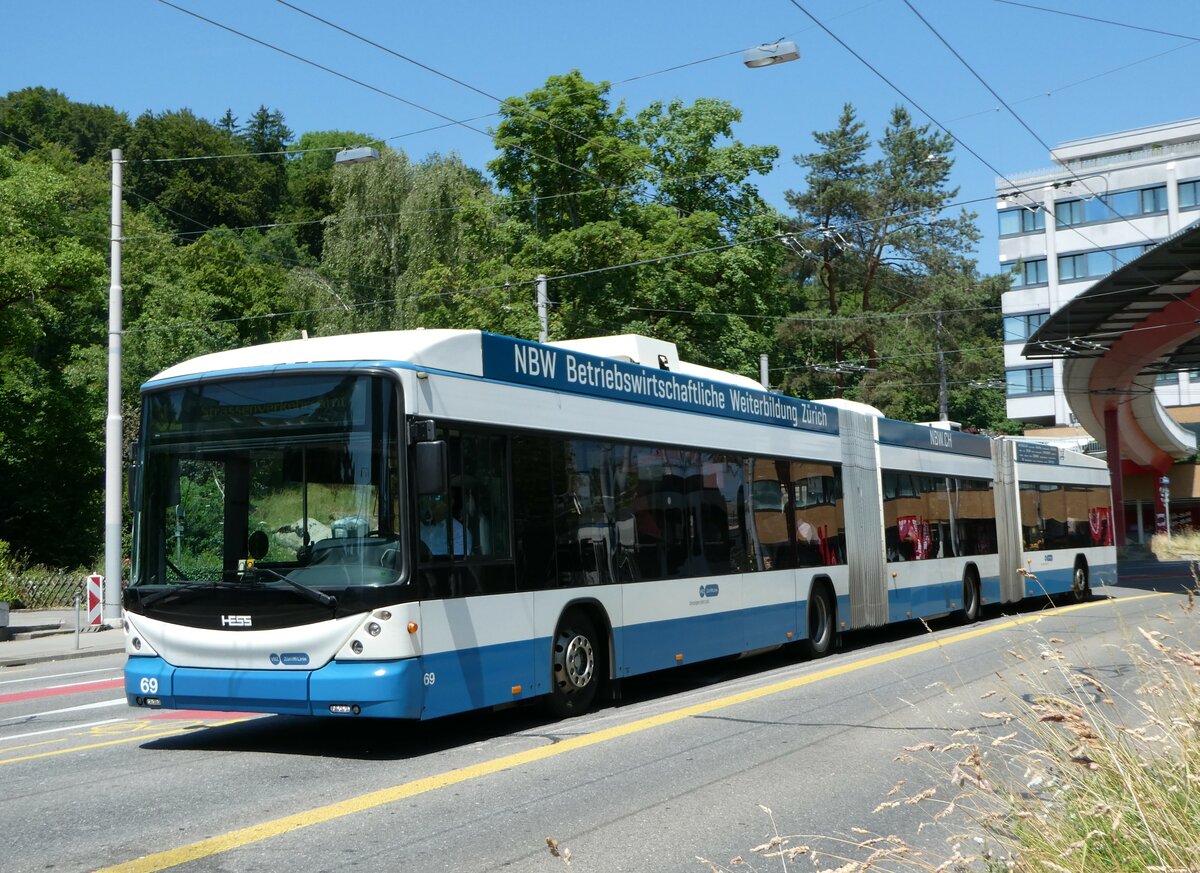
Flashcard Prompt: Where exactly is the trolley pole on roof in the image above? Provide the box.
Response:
[103,149,124,623]
[536,274,549,343]
[760,354,770,390]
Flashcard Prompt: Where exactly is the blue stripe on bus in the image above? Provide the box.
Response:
[126,563,1115,721]
[419,638,541,718]
[619,602,799,674]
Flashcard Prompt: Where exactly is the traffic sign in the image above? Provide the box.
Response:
[86,574,103,626]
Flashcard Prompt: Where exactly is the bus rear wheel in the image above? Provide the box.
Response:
[1072,561,1090,601]
[962,570,981,623]
[802,585,836,658]
[548,610,600,718]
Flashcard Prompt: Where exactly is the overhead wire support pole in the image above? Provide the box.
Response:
[536,275,549,343]
[104,149,124,624]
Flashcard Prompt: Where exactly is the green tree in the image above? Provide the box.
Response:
[239,105,293,222]
[0,86,130,162]
[636,97,778,223]
[779,103,1014,430]
[283,130,381,259]
[125,109,269,236]
[488,71,646,236]
[320,148,503,334]
[0,147,108,566]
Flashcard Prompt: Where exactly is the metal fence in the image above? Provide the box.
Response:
[1,569,94,610]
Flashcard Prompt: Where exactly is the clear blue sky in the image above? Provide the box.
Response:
[5,0,1198,270]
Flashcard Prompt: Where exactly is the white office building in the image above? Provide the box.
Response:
[999,117,1200,426]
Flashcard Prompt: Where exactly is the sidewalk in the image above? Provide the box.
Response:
[0,608,126,668]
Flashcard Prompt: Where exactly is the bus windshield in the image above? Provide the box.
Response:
[132,372,404,594]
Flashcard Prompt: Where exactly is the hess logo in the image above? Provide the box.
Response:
[220,615,253,628]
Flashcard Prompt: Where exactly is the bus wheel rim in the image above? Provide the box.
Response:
[559,633,594,691]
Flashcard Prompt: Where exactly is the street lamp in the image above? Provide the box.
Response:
[743,39,800,68]
[334,146,380,165]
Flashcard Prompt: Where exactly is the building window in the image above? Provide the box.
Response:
[1081,185,1167,223]
[1006,366,1053,397]
[1141,185,1168,214]
[1007,258,1048,288]
[1058,245,1149,282]
[1111,244,1148,267]
[1058,253,1086,282]
[1180,180,1200,210]
[999,207,1045,236]
[1003,311,1049,343]
[1055,200,1084,227]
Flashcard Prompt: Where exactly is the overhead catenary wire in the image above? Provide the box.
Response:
[901,0,1200,339]
[902,0,1169,249]
[787,0,1200,323]
[991,0,1200,41]
[153,0,605,187]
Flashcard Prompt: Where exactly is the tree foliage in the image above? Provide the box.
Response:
[0,86,130,162]
[0,147,107,565]
[0,82,1015,569]
[779,103,1008,429]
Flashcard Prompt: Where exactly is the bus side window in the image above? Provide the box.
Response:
[513,435,557,591]
[460,433,511,559]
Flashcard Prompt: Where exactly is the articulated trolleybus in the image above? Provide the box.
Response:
[124,330,1116,720]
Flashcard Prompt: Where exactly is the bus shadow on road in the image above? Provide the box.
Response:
[135,703,565,760]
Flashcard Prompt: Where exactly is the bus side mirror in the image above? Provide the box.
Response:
[415,441,447,496]
[127,441,140,515]
[127,463,138,514]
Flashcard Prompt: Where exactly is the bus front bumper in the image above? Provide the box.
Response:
[125,656,423,718]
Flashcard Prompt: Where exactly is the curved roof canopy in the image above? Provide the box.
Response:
[1023,220,1200,471]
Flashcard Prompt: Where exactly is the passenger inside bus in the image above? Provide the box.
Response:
[419,493,471,557]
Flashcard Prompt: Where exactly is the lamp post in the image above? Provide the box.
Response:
[103,149,124,623]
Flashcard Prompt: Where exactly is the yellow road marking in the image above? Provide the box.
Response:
[98,592,1168,873]
[0,719,248,766]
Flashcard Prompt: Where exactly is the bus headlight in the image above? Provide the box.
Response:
[366,622,381,636]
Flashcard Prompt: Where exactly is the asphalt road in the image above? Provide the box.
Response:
[0,560,1195,873]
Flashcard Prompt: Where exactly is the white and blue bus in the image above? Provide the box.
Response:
[123,330,1116,719]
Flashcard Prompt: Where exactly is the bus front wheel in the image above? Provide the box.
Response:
[548,610,600,718]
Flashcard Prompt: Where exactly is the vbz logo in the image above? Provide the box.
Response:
[220,615,253,627]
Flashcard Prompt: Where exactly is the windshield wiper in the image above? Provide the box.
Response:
[247,564,338,610]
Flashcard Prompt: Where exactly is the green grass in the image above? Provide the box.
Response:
[701,580,1200,873]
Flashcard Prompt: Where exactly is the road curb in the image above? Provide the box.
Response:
[0,646,126,668]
